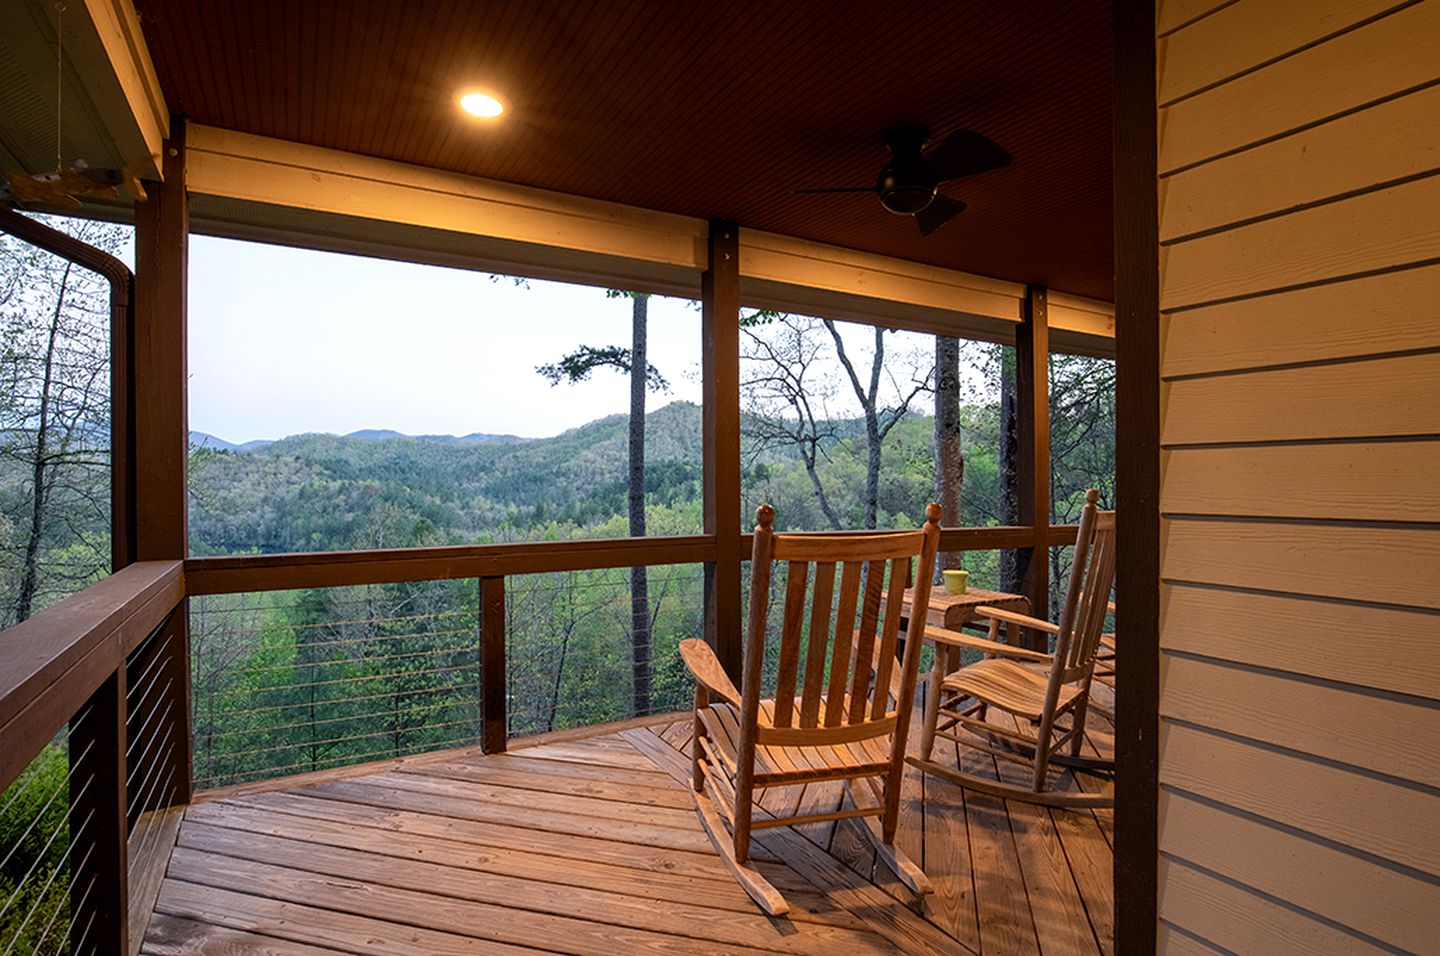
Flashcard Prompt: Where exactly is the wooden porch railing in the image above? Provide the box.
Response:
[0,524,1073,954]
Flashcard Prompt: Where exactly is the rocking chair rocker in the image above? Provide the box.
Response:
[679,502,942,915]
[910,489,1117,808]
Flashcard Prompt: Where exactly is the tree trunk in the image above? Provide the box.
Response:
[15,262,73,624]
[999,346,1025,595]
[934,336,965,578]
[629,294,652,715]
[802,449,844,530]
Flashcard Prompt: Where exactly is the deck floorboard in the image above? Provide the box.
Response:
[148,705,1113,955]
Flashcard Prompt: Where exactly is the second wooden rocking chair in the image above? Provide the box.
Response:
[910,488,1117,808]
[679,502,942,915]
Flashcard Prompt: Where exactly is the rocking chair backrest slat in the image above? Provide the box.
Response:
[847,562,886,723]
[824,560,864,726]
[870,558,911,720]
[770,561,811,727]
[744,505,941,745]
[798,561,837,727]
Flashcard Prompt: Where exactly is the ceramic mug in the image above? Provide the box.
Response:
[942,569,969,595]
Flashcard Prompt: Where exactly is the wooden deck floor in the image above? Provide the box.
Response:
[142,685,1114,955]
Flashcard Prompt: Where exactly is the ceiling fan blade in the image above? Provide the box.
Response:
[923,129,1012,183]
[915,194,967,237]
[795,186,875,194]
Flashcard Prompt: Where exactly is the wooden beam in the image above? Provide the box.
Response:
[1013,285,1052,646]
[184,126,1114,346]
[479,577,506,754]
[737,227,1025,338]
[76,0,169,177]
[1114,0,1161,952]
[132,115,188,561]
[702,220,744,681]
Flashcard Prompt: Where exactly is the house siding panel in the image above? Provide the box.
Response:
[1155,2,1440,952]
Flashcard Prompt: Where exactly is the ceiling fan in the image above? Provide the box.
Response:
[797,125,1011,236]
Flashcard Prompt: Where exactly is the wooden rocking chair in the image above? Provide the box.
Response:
[910,489,1116,808]
[678,502,942,915]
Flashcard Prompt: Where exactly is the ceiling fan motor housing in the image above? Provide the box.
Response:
[877,125,939,214]
[876,164,938,214]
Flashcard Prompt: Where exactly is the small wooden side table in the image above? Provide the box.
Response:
[881,586,1032,700]
[888,586,1031,635]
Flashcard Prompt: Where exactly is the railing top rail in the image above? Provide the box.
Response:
[185,534,717,595]
[0,561,183,792]
[184,525,1076,596]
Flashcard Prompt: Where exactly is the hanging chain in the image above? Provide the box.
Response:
[55,1,66,171]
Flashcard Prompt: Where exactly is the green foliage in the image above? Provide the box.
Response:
[536,344,671,392]
[0,742,72,955]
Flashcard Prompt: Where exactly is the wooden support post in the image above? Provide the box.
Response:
[132,116,188,563]
[70,669,129,955]
[1114,0,1161,950]
[702,220,744,681]
[479,576,507,753]
[1013,285,1052,649]
[132,115,192,808]
[110,268,137,574]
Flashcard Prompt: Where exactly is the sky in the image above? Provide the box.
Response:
[180,232,1022,444]
[186,236,979,445]
[188,237,709,443]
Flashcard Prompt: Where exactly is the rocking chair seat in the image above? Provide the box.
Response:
[941,657,1085,721]
[699,701,893,786]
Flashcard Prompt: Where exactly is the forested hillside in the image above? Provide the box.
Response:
[186,398,1021,557]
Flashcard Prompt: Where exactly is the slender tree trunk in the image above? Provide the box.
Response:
[802,449,844,530]
[999,346,1024,594]
[628,294,652,715]
[824,321,886,530]
[15,262,73,623]
[934,336,965,578]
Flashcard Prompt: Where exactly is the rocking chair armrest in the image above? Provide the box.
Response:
[972,605,1061,635]
[679,639,742,709]
[924,626,1054,663]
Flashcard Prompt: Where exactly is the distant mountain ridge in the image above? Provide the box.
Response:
[189,428,529,451]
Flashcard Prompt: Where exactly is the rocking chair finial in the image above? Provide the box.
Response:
[755,503,775,529]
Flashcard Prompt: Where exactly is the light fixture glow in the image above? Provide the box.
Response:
[459,92,504,118]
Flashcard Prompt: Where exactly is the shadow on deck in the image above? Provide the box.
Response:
[141,684,1114,955]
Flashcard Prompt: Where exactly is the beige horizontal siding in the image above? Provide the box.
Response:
[1157,2,1440,951]
[1159,789,1438,953]
[1160,654,1440,787]
[1160,721,1439,874]
[1158,0,1440,174]
[1161,351,1440,445]
[1157,0,1237,37]
[1160,82,1440,241]
[1161,583,1440,699]
[1161,519,1440,608]
[1160,175,1440,310]
[1160,263,1440,376]
[1159,858,1395,956]
[1161,442,1440,522]
[1158,0,1409,107]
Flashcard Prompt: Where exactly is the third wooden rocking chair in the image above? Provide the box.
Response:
[679,502,942,915]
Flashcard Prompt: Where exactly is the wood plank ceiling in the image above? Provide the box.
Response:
[133,0,1114,300]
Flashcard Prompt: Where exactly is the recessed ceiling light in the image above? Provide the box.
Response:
[459,92,504,118]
